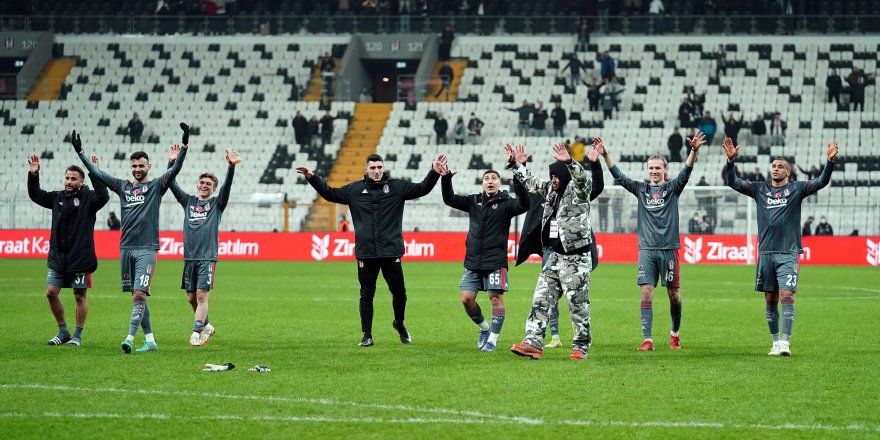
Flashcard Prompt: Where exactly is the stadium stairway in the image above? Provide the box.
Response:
[26,59,76,101]
[304,58,340,102]
[423,60,468,102]
[303,102,392,231]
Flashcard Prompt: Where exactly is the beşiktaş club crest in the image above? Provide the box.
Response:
[73,198,80,207]
[383,184,390,193]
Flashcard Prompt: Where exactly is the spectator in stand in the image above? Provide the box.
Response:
[814,216,833,236]
[596,51,616,81]
[338,215,351,232]
[561,53,586,89]
[319,52,336,97]
[678,98,692,128]
[754,167,765,182]
[826,68,842,106]
[598,0,610,33]
[721,110,745,146]
[551,102,567,137]
[850,75,870,112]
[320,111,334,146]
[569,136,586,162]
[609,76,624,111]
[576,18,590,52]
[700,215,714,234]
[439,25,454,61]
[434,112,449,145]
[452,115,466,145]
[695,175,710,210]
[467,112,484,144]
[585,78,601,112]
[319,95,332,111]
[715,44,727,78]
[688,212,701,234]
[128,113,144,144]
[531,101,548,137]
[751,114,768,147]
[770,112,786,146]
[504,100,534,137]
[649,0,665,34]
[108,212,121,230]
[845,64,863,88]
[802,216,814,236]
[307,115,320,148]
[668,127,683,162]
[698,112,717,145]
[600,82,616,120]
[358,88,373,103]
[435,61,454,100]
[292,111,308,148]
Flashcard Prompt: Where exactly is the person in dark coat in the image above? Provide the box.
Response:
[292,111,308,148]
[28,155,109,346]
[441,165,529,352]
[826,68,842,106]
[434,112,449,145]
[297,153,447,347]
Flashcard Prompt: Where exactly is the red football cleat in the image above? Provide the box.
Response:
[510,342,543,360]
[670,334,681,350]
[637,339,655,351]
[570,348,588,360]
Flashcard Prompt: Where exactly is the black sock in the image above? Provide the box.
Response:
[670,300,682,333]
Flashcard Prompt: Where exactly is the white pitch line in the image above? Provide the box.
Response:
[0,383,540,425]
[1,384,878,432]
[0,411,877,432]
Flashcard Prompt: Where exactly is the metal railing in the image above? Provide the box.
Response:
[2,14,880,36]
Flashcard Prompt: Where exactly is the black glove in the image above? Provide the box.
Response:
[70,130,82,153]
[180,122,190,145]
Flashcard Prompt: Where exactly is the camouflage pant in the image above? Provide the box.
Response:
[522,251,592,351]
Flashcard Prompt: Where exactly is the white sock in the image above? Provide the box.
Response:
[125,335,134,343]
[670,331,679,337]
[771,333,780,343]
[145,333,155,343]
[478,321,489,331]
[487,332,499,345]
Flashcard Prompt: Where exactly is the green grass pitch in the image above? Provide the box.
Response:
[0,259,878,439]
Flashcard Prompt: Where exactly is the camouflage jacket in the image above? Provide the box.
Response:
[508,159,593,252]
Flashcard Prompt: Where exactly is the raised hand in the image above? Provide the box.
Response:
[552,143,571,163]
[688,130,707,152]
[226,148,241,166]
[91,155,99,167]
[168,144,180,162]
[28,155,40,174]
[513,144,531,164]
[586,148,601,162]
[432,154,448,174]
[504,143,515,164]
[295,166,314,178]
[827,139,839,161]
[180,122,190,146]
[70,130,82,153]
[592,136,607,156]
[721,137,740,161]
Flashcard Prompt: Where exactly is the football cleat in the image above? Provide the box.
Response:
[670,334,681,350]
[510,342,543,360]
[570,348,588,360]
[477,330,490,349]
[48,334,71,346]
[199,324,215,345]
[637,339,655,351]
[481,341,496,352]
[358,335,374,347]
[545,335,563,349]
[135,341,158,353]
[190,332,202,347]
[392,320,412,344]
[778,341,791,357]
[120,339,133,354]
[65,339,81,346]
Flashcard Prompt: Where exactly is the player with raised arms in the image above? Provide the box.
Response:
[723,137,837,356]
[73,124,189,353]
[168,146,240,346]
[439,150,530,352]
[599,131,706,351]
